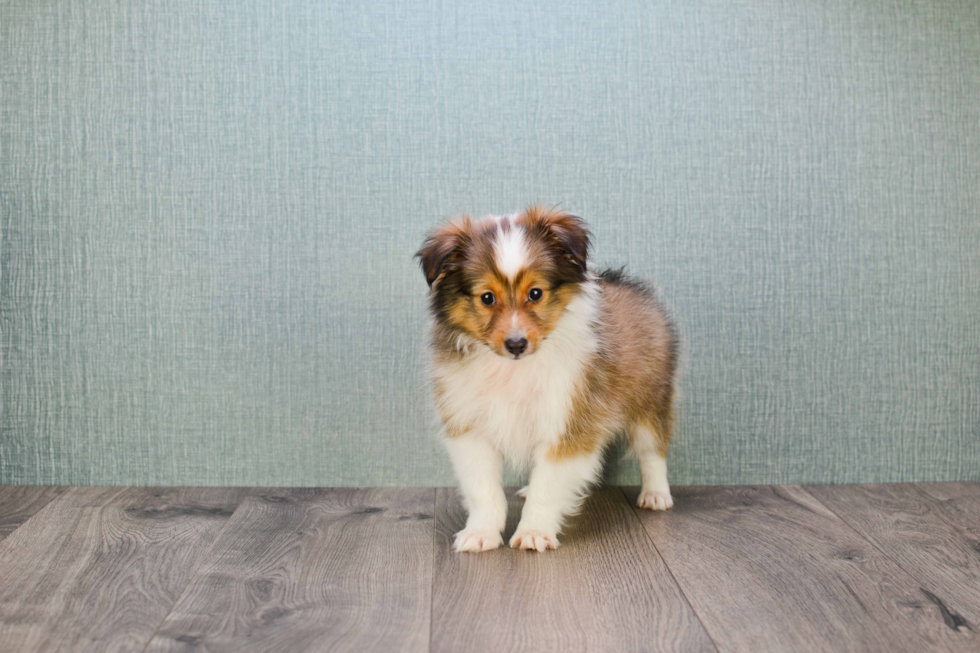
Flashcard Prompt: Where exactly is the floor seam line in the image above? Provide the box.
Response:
[137,488,253,653]
[618,486,723,653]
[796,484,973,628]
[0,486,69,546]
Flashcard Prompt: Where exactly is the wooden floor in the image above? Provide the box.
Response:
[0,484,977,652]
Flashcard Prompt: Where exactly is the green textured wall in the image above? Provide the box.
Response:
[1,0,978,487]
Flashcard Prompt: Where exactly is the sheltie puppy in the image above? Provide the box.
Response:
[416,207,678,553]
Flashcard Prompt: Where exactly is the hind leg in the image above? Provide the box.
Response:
[630,421,673,511]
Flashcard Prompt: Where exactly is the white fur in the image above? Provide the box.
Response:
[510,447,605,550]
[433,281,601,468]
[493,221,529,281]
[434,280,610,551]
[633,423,673,510]
[444,436,507,551]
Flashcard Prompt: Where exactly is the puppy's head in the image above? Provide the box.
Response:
[416,206,590,360]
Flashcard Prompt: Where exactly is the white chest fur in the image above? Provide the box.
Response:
[432,284,600,465]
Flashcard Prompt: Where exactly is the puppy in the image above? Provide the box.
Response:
[416,207,678,552]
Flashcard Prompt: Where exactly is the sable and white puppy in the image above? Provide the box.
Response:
[416,207,678,553]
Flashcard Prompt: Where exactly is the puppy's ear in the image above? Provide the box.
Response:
[415,218,471,288]
[527,207,591,277]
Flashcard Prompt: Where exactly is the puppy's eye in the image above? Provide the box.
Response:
[480,292,495,307]
[528,288,543,303]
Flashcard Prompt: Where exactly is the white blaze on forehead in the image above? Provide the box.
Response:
[493,217,529,281]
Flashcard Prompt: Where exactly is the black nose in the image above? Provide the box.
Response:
[504,337,528,356]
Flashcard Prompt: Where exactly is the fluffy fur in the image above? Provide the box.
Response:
[416,207,678,552]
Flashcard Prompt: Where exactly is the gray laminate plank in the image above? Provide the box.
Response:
[626,485,978,653]
[144,488,435,653]
[0,486,66,542]
[916,482,980,503]
[0,487,250,652]
[915,482,980,526]
[432,487,716,653]
[806,483,980,629]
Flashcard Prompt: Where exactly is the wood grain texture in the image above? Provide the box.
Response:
[807,483,980,629]
[432,487,716,653]
[0,486,66,541]
[144,488,435,653]
[627,485,978,653]
[915,482,980,524]
[0,487,249,652]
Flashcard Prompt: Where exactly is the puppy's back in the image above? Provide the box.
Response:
[596,269,678,409]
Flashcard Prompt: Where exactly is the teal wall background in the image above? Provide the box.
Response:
[1,0,978,487]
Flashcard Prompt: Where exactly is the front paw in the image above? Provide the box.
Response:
[453,528,503,553]
[509,528,560,552]
[637,489,673,511]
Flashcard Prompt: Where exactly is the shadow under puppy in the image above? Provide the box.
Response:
[417,207,678,552]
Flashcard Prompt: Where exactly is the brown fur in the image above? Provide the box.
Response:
[547,272,677,460]
[420,208,679,547]
[417,208,591,362]
[418,208,677,460]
